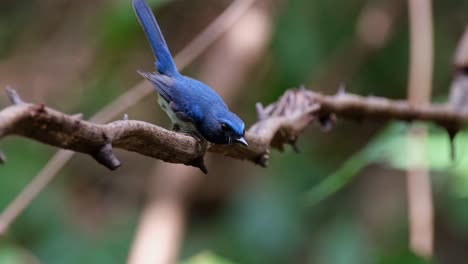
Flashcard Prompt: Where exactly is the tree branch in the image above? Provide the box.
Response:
[0,98,206,171]
[1,87,467,173]
[307,90,464,132]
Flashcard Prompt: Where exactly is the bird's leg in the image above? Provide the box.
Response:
[181,130,205,143]
[172,123,181,132]
[185,131,204,142]
[171,124,205,142]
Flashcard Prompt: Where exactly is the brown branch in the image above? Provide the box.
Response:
[0,99,205,171]
[307,90,464,132]
[1,87,467,173]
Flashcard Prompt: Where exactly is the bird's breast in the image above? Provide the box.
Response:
[157,95,197,133]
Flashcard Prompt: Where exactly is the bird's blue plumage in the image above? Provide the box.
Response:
[133,0,247,146]
[133,0,177,75]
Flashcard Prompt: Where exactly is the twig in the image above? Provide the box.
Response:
[406,0,434,258]
[5,86,23,105]
[0,0,256,235]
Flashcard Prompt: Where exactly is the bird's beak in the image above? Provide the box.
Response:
[235,137,248,147]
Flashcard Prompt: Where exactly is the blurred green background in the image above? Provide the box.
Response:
[0,0,467,263]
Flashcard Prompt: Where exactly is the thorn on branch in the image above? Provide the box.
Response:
[72,113,84,120]
[447,128,459,161]
[290,138,300,153]
[5,86,23,105]
[92,143,121,170]
[255,153,269,167]
[317,113,336,132]
[30,104,46,116]
[256,103,267,121]
[189,157,208,174]
[337,83,347,96]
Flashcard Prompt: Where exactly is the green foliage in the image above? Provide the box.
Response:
[305,122,463,205]
[304,123,403,205]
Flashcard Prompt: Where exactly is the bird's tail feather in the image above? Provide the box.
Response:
[133,0,178,75]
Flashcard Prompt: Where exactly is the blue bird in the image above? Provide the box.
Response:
[133,0,248,147]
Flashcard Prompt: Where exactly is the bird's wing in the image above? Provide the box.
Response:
[138,71,202,122]
[169,101,193,122]
[137,70,174,103]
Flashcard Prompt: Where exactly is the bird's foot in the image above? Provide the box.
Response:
[184,131,204,142]
[172,123,181,132]
[172,125,204,142]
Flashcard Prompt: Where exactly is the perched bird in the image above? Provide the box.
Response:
[132,0,248,147]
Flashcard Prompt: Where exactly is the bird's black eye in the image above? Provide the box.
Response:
[221,123,230,131]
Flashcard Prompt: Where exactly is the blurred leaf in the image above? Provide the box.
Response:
[180,251,237,264]
[304,123,408,206]
[305,122,458,206]
[304,149,369,206]
[383,127,452,171]
[375,126,468,198]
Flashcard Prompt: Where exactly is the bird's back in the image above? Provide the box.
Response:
[179,76,229,111]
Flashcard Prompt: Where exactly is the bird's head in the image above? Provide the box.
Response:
[199,111,247,146]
